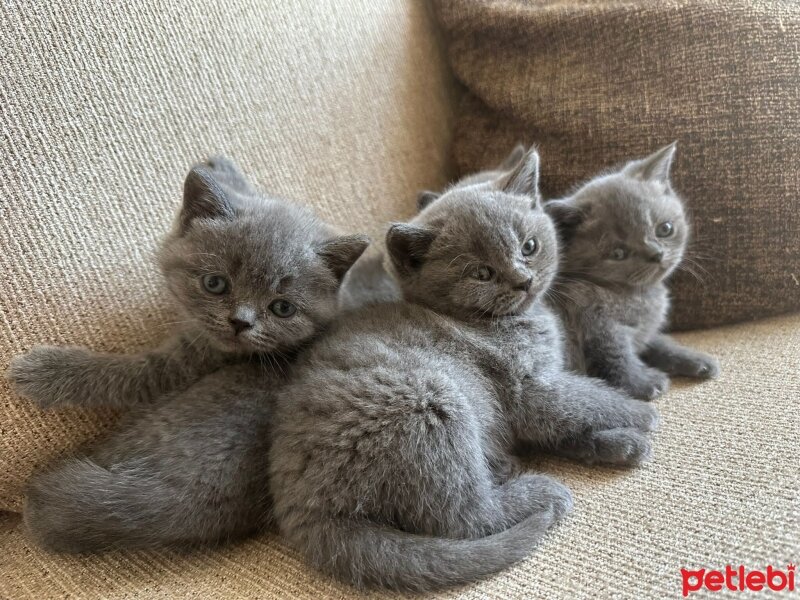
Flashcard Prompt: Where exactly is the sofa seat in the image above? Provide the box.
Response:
[2,313,797,598]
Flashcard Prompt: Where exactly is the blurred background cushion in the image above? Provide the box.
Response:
[0,0,457,511]
[433,0,800,330]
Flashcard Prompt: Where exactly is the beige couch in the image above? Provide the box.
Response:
[1,2,797,598]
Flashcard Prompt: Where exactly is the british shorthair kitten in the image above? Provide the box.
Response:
[268,149,658,592]
[545,143,719,400]
[8,157,368,551]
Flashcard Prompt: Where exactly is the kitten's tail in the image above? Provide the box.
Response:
[298,510,560,592]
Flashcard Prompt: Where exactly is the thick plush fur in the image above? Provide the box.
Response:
[8,157,368,552]
[338,250,401,311]
[545,144,720,400]
[268,150,658,592]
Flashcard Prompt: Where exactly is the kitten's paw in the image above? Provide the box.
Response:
[524,474,574,520]
[7,346,90,408]
[682,353,720,379]
[592,427,653,467]
[626,369,670,401]
[626,400,660,432]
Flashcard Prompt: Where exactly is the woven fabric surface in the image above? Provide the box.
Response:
[2,313,798,598]
[0,0,457,511]
[432,0,800,331]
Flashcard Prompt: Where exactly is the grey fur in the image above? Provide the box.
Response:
[338,250,401,311]
[268,149,658,592]
[415,143,527,211]
[545,144,719,400]
[345,144,531,308]
[8,157,367,552]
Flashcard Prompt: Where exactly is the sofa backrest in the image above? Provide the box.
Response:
[0,0,457,511]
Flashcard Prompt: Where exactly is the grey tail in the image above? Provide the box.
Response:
[301,511,556,592]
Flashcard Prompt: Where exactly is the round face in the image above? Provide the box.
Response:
[160,215,339,354]
[409,191,559,318]
[564,176,689,287]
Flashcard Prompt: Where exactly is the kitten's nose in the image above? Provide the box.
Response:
[229,318,253,335]
[229,306,256,335]
[648,251,664,263]
[513,277,533,292]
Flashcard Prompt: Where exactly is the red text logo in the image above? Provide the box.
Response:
[681,565,795,596]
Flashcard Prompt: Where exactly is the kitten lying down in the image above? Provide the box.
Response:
[268,149,658,592]
[8,157,368,552]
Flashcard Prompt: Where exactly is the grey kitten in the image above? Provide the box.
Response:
[339,145,529,311]
[268,149,659,592]
[545,143,720,400]
[8,157,368,552]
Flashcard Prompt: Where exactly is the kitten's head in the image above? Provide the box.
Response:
[546,143,688,287]
[387,149,558,319]
[159,162,368,354]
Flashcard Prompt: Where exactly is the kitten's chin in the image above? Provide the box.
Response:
[489,291,537,317]
[206,331,269,355]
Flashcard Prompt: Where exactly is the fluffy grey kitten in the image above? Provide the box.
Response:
[8,157,368,552]
[545,144,720,400]
[268,149,659,592]
[339,145,530,312]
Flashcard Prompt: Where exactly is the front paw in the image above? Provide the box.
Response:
[625,368,670,401]
[7,346,90,408]
[591,428,653,467]
[680,352,720,380]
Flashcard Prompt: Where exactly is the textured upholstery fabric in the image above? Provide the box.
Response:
[0,0,457,511]
[433,0,800,331]
[2,313,798,598]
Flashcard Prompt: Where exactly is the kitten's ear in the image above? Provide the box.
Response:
[497,148,542,206]
[623,142,677,185]
[386,223,437,275]
[180,166,235,233]
[316,234,370,281]
[544,199,585,231]
[497,143,526,171]
[416,190,440,212]
[545,198,588,244]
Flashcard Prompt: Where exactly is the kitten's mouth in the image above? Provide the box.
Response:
[496,290,536,315]
[206,327,266,354]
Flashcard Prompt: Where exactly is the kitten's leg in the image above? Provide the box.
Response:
[520,372,659,466]
[642,334,720,379]
[491,473,574,529]
[555,427,653,466]
[8,331,229,409]
[583,324,669,400]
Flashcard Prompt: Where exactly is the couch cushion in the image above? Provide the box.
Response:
[433,0,800,331]
[2,313,798,598]
[0,0,457,511]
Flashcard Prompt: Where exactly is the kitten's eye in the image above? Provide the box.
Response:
[521,238,538,256]
[474,266,494,281]
[610,247,628,261]
[201,274,229,295]
[269,299,297,318]
[656,221,674,238]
